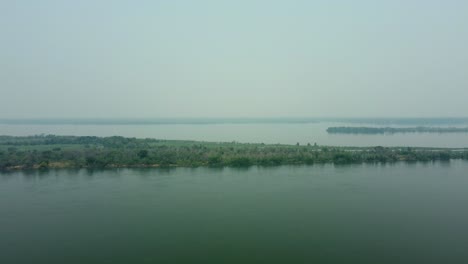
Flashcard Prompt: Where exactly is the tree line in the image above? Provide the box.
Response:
[1,135,467,170]
[327,126,468,134]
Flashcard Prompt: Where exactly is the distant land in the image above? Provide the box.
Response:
[1,117,468,126]
[1,135,467,170]
[327,126,468,134]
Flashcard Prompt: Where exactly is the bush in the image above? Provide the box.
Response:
[229,157,252,167]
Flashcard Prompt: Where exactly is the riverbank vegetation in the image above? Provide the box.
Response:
[1,135,467,170]
[327,126,468,134]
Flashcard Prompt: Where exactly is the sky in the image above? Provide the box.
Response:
[1,0,467,118]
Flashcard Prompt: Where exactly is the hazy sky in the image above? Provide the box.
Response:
[1,1,467,118]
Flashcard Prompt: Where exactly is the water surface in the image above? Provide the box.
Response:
[2,161,468,263]
[2,121,468,147]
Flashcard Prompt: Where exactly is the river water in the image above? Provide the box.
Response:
[2,161,468,263]
[1,121,468,147]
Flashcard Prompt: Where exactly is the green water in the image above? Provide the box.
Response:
[2,162,468,263]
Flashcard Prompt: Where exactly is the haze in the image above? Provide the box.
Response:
[1,1,467,118]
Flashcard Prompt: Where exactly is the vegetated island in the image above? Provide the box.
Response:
[1,135,467,170]
[327,126,468,134]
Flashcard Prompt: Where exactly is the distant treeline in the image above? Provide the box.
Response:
[327,126,468,134]
[1,135,467,170]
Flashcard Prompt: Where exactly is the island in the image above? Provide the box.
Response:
[1,135,467,170]
[327,126,468,134]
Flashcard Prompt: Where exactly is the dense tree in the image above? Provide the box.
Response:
[0,135,467,170]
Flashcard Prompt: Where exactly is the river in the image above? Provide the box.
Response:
[2,161,468,263]
[1,119,468,147]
